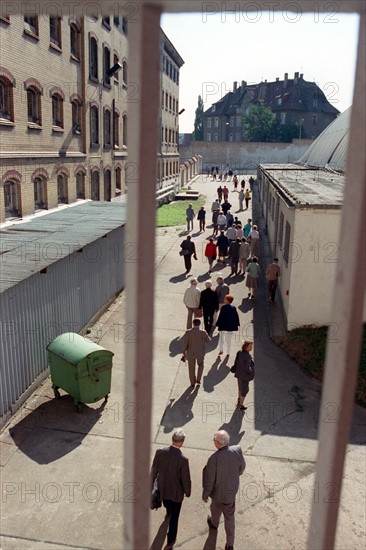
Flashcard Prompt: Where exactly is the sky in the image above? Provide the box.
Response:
[161,11,360,133]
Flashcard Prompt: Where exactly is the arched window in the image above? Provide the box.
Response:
[0,77,14,121]
[52,93,64,128]
[122,60,127,86]
[103,45,111,86]
[50,16,62,48]
[104,108,111,147]
[71,97,82,134]
[34,177,47,210]
[90,105,99,146]
[115,167,122,192]
[104,169,111,201]
[91,171,100,201]
[57,175,68,204]
[4,180,20,218]
[70,23,81,59]
[113,109,120,147]
[89,36,98,80]
[113,53,119,81]
[27,87,41,124]
[122,114,127,147]
[76,172,85,199]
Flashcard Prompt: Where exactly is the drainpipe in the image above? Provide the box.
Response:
[81,17,87,189]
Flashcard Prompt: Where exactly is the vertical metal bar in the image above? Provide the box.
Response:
[123,3,161,549]
[307,13,366,549]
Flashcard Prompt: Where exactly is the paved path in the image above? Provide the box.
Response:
[1,175,365,550]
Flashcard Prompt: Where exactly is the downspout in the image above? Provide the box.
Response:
[81,17,87,191]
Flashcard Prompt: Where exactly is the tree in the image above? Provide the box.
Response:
[242,101,276,142]
[193,95,204,141]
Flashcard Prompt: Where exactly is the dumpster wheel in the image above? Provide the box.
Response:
[53,387,61,399]
[75,402,85,413]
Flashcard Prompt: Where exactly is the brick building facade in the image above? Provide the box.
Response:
[0,15,182,222]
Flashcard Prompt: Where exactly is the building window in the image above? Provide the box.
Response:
[278,212,284,249]
[104,169,111,201]
[165,92,168,110]
[280,112,286,125]
[34,177,46,210]
[113,54,119,81]
[4,181,20,218]
[57,175,68,204]
[52,94,63,128]
[236,116,241,126]
[103,46,111,86]
[214,133,218,142]
[0,77,14,121]
[230,116,234,127]
[76,172,85,199]
[207,133,211,142]
[115,167,122,191]
[122,114,127,147]
[235,132,241,141]
[229,133,234,142]
[50,17,62,48]
[214,117,219,127]
[27,87,41,125]
[113,16,119,26]
[121,17,127,34]
[24,16,38,36]
[89,36,98,80]
[102,16,110,29]
[114,109,120,147]
[90,106,99,146]
[91,171,100,200]
[284,220,291,265]
[70,23,81,59]
[104,108,111,147]
[212,105,216,113]
[71,99,82,134]
[122,60,127,86]
[313,114,318,124]
[276,96,282,106]
[207,118,212,128]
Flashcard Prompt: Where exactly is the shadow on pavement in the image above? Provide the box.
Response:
[219,410,246,445]
[9,396,107,463]
[150,516,169,550]
[169,336,183,357]
[203,357,230,393]
[169,273,188,283]
[202,527,218,550]
[160,387,199,433]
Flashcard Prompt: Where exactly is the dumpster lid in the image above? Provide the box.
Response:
[46,333,114,365]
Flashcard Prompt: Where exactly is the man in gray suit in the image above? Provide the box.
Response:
[151,428,191,550]
[182,318,211,387]
[202,430,245,550]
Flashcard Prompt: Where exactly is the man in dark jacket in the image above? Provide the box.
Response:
[202,430,245,550]
[180,235,197,274]
[151,429,191,549]
[228,238,241,275]
[199,280,219,335]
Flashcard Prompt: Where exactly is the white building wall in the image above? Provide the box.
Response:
[286,208,342,328]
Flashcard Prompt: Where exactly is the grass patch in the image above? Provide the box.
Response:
[156,196,206,227]
[280,324,366,407]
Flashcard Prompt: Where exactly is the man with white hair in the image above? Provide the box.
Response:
[202,430,245,550]
[183,278,201,329]
[151,428,191,550]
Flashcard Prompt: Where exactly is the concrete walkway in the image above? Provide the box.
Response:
[1,175,365,550]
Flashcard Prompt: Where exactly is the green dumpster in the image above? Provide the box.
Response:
[47,333,114,412]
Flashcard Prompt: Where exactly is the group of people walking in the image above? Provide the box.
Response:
[151,174,281,549]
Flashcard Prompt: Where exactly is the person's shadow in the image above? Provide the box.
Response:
[150,516,169,550]
[169,273,188,283]
[169,336,183,357]
[160,387,198,433]
[219,410,246,444]
[203,527,218,550]
[238,297,254,314]
[203,356,230,393]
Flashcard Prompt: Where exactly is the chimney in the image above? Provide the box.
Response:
[294,71,299,83]
[233,81,238,91]
[276,77,279,81]
[300,73,304,80]
[241,80,247,88]
[284,73,288,88]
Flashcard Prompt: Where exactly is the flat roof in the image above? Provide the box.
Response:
[0,201,127,293]
[259,165,345,208]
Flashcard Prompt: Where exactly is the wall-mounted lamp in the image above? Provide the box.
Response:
[178,108,185,115]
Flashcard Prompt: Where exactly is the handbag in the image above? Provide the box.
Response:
[194,308,203,318]
[180,249,189,256]
[150,478,162,510]
[230,364,236,373]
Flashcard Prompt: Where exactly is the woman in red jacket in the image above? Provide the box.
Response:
[205,238,217,274]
